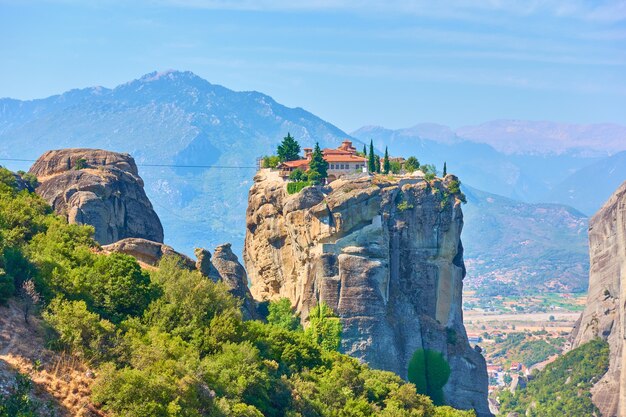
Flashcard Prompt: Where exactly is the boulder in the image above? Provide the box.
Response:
[102,238,195,269]
[29,149,163,245]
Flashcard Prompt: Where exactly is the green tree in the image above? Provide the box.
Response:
[421,164,437,176]
[261,155,280,168]
[43,298,116,359]
[306,303,341,351]
[277,133,301,162]
[374,154,381,173]
[443,162,447,177]
[267,298,301,331]
[368,140,376,173]
[404,157,419,173]
[307,142,328,185]
[389,161,402,174]
[407,349,451,406]
[363,145,367,156]
[383,147,390,174]
[288,168,306,182]
[74,158,87,170]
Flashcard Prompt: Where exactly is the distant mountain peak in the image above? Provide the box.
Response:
[138,69,198,82]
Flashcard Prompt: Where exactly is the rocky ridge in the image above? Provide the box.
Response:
[244,169,491,416]
[572,180,626,417]
[29,149,164,245]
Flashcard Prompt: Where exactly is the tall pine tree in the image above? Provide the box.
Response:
[443,162,447,176]
[374,154,381,173]
[363,145,367,156]
[383,147,390,174]
[368,140,376,173]
[277,133,301,162]
[308,142,328,185]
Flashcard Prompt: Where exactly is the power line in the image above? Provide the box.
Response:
[0,157,257,169]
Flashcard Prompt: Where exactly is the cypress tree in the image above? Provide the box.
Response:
[368,140,376,173]
[383,147,390,174]
[277,133,301,162]
[443,162,447,176]
[374,154,381,173]
[308,142,328,184]
[363,145,367,156]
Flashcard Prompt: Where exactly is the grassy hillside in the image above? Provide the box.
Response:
[0,167,473,417]
[497,339,609,417]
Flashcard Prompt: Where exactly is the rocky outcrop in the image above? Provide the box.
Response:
[572,181,626,417]
[102,238,195,269]
[209,243,258,320]
[29,149,163,245]
[244,169,491,416]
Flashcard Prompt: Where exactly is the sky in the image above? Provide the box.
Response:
[1,0,625,132]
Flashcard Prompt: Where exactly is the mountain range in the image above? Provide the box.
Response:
[1,70,621,294]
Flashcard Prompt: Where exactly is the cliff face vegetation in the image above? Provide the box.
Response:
[244,170,491,416]
[29,149,164,245]
[571,180,626,417]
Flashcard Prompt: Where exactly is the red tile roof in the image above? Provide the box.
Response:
[281,160,309,169]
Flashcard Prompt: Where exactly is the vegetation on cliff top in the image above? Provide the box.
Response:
[0,166,474,417]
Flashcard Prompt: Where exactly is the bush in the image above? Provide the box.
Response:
[261,155,281,169]
[404,157,419,172]
[0,373,42,417]
[397,200,414,212]
[447,180,467,204]
[74,158,87,170]
[72,252,157,323]
[43,298,116,360]
[287,181,311,195]
[407,349,451,406]
[288,168,306,182]
[267,298,301,331]
[306,303,342,352]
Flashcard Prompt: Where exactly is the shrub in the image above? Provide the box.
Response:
[306,303,342,351]
[74,158,87,170]
[261,155,281,169]
[43,298,116,359]
[397,200,414,212]
[267,298,301,331]
[288,168,306,182]
[407,349,451,406]
[287,181,310,195]
[73,252,157,323]
[404,157,419,172]
[389,161,402,174]
[447,180,467,204]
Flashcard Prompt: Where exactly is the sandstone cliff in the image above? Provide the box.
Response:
[244,169,491,416]
[208,244,259,320]
[29,149,163,245]
[572,180,626,417]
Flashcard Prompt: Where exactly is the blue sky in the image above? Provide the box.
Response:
[1,0,625,131]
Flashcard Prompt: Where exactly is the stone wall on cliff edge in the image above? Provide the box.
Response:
[243,169,492,417]
[572,180,626,417]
